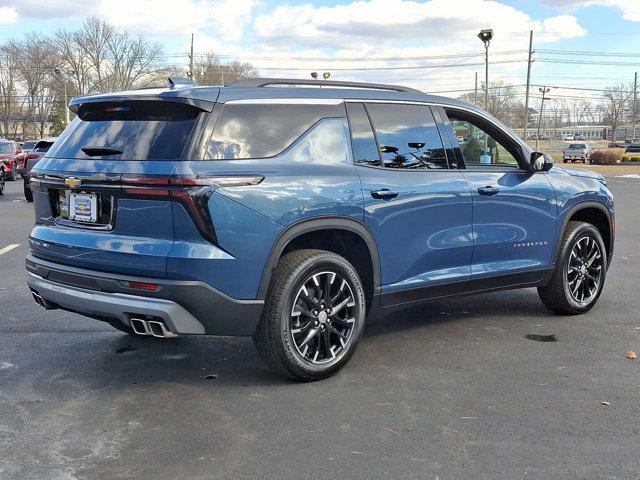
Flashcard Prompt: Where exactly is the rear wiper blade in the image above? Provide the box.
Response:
[81,147,123,157]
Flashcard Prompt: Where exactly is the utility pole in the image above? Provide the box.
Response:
[633,71,638,140]
[536,86,550,150]
[189,33,194,81]
[523,30,534,142]
[474,72,478,105]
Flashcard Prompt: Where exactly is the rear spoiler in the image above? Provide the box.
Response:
[68,90,219,114]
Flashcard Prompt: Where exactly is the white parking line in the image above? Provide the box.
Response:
[0,244,20,255]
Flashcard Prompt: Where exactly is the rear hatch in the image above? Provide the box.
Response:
[29,97,212,277]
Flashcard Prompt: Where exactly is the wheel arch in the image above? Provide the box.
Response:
[558,201,614,265]
[257,217,381,302]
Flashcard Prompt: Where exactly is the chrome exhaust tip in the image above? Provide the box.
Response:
[130,318,151,336]
[147,320,178,339]
[31,290,56,310]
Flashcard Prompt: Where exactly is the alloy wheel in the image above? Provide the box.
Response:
[289,271,357,364]
[567,235,603,305]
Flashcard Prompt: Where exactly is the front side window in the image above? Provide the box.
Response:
[445,110,521,168]
[366,103,448,169]
[206,103,344,159]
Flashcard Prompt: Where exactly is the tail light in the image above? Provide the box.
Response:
[121,175,264,244]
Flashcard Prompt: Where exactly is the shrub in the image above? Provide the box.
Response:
[463,138,483,163]
[590,149,623,165]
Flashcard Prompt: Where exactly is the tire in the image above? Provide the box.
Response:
[9,168,17,181]
[254,249,366,381]
[538,221,607,315]
[24,178,33,202]
[563,159,568,163]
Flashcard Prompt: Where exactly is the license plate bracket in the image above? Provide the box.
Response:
[68,192,98,223]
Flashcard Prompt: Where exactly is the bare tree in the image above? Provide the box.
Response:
[600,84,632,139]
[194,52,257,86]
[0,44,19,137]
[4,33,60,138]
[459,80,521,126]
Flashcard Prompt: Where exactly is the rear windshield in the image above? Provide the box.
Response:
[22,141,36,150]
[47,100,203,160]
[0,143,13,153]
[34,141,54,152]
[568,144,586,149]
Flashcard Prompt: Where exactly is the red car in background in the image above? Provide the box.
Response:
[0,139,21,181]
[15,139,38,178]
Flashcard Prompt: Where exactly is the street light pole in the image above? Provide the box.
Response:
[478,29,493,155]
[536,86,550,150]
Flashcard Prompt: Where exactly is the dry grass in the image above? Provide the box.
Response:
[556,162,640,176]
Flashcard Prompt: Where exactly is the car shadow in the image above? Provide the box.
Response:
[36,288,553,389]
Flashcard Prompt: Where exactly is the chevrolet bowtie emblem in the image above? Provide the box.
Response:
[65,177,81,188]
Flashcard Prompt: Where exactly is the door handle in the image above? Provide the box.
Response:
[477,186,500,196]
[370,189,399,200]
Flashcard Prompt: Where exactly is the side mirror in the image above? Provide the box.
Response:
[530,151,553,172]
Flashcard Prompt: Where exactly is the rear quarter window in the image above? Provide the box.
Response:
[205,102,345,159]
[47,100,204,160]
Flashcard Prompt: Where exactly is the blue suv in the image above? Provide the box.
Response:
[26,78,614,381]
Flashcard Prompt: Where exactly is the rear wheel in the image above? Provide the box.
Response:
[8,167,17,181]
[538,221,607,314]
[254,249,366,381]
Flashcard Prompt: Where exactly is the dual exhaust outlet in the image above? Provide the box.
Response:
[130,318,178,338]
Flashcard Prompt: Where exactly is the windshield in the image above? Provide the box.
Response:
[568,144,586,149]
[0,143,13,154]
[47,100,203,160]
[22,141,36,150]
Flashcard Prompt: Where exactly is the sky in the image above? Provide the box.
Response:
[0,0,638,107]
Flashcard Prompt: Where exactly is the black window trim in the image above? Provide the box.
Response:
[345,101,383,168]
[345,98,536,173]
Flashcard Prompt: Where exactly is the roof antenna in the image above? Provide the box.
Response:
[167,76,195,89]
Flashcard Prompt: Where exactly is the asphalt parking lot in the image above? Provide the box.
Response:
[1,177,639,480]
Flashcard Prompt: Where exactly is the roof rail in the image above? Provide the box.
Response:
[227,77,422,94]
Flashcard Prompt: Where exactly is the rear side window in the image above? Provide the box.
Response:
[366,103,448,169]
[47,101,203,160]
[206,103,345,159]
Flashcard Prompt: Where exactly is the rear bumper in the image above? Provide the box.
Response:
[26,255,264,336]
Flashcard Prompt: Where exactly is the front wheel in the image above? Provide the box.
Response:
[538,221,607,314]
[254,249,366,381]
